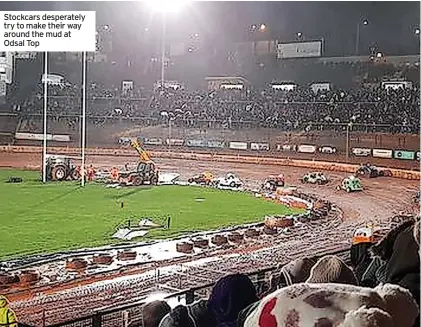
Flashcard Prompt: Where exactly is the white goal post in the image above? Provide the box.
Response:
[42,51,87,187]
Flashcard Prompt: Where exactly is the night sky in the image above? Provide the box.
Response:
[1,1,420,56]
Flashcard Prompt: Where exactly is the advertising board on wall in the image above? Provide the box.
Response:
[352,148,371,157]
[187,139,207,147]
[229,141,247,150]
[14,132,70,142]
[207,140,225,148]
[372,149,393,159]
[166,138,184,146]
[277,41,322,59]
[250,143,269,151]
[15,132,52,141]
[297,144,316,153]
[144,138,163,146]
[277,144,297,152]
[393,150,415,160]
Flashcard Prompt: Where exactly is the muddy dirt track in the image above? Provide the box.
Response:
[1,152,420,326]
[1,152,419,222]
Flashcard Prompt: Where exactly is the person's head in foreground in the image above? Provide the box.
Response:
[142,300,171,327]
[243,283,419,327]
[208,273,258,327]
[306,255,359,285]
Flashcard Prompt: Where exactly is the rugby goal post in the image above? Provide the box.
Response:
[42,51,87,186]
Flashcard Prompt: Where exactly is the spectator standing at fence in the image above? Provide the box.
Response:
[0,295,17,327]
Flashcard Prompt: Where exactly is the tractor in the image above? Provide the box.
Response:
[337,176,363,193]
[118,162,158,186]
[355,164,392,178]
[45,155,80,181]
[262,174,285,192]
[117,140,159,186]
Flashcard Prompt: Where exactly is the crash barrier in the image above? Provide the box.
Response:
[139,136,421,162]
[1,145,419,180]
[43,248,350,327]
[15,133,71,142]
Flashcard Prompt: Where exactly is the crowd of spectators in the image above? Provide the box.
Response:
[8,55,420,135]
[11,82,420,134]
[134,218,420,327]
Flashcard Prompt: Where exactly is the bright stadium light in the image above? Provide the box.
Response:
[144,0,190,91]
[145,0,190,13]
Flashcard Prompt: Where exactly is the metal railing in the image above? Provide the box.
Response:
[44,248,350,327]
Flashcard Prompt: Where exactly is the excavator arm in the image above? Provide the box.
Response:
[130,139,153,163]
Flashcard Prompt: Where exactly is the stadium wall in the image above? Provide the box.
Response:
[1,117,419,170]
[1,145,419,180]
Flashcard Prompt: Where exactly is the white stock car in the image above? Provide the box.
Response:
[318,146,337,154]
[212,173,243,188]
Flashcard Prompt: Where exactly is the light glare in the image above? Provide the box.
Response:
[145,0,189,13]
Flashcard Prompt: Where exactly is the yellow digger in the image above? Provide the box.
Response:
[118,139,159,186]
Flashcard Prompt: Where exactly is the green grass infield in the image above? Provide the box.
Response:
[0,169,301,260]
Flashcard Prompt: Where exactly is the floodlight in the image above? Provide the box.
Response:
[145,0,190,13]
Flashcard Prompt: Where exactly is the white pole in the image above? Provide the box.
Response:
[168,117,172,152]
[160,13,166,86]
[81,51,87,187]
[346,123,350,162]
[42,52,48,183]
[355,22,360,56]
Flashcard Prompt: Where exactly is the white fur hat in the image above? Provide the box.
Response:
[243,283,419,327]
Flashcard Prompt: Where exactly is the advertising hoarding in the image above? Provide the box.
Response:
[277,41,322,59]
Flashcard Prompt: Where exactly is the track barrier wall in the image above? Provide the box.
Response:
[0,145,419,180]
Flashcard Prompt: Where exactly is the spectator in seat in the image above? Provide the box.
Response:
[306,255,358,285]
[208,273,258,327]
[142,300,171,327]
[369,218,420,304]
[242,283,419,327]
[159,300,215,327]
[268,257,317,292]
[0,296,17,327]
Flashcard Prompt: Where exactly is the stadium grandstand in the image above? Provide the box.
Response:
[0,1,420,327]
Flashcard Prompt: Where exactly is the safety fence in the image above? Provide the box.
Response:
[0,146,419,180]
[44,248,350,327]
[134,137,420,163]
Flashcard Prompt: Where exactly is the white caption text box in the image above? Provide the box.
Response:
[0,11,96,51]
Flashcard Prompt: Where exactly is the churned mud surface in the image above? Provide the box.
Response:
[1,151,419,326]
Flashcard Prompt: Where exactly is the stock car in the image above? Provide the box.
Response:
[301,172,329,185]
[262,174,285,192]
[337,176,363,193]
[355,164,392,178]
[212,173,243,188]
[188,171,214,185]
